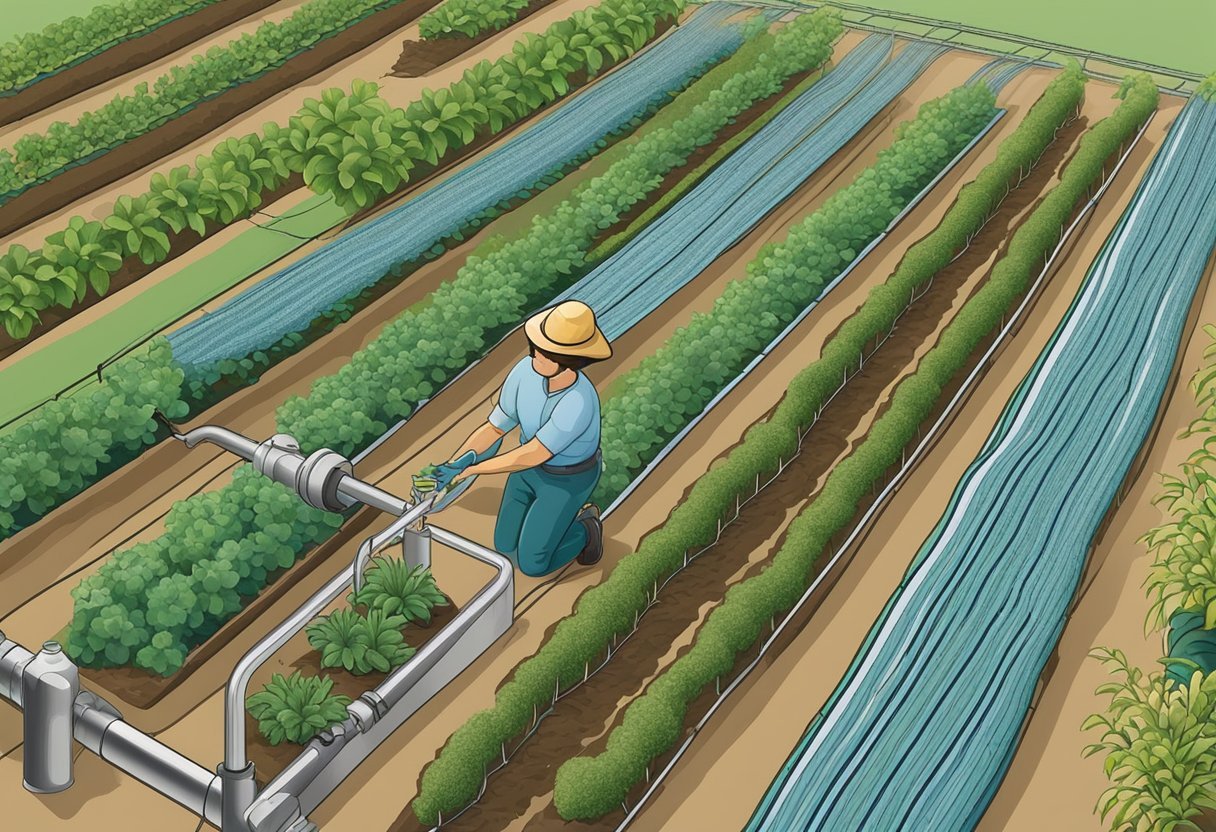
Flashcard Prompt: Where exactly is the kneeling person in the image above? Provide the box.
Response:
[433,301,611,576]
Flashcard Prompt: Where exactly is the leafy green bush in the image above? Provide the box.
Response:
[0,0,404,198]
[247,671,352,745]
[307,608,415,674]
[1082,649,1216,831]
[0,339,188,537]
[64,464,343,674]
[350,558,447,624]
[0,0,222,95]
[419,0,532,39]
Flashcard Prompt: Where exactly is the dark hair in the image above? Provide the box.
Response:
[526,336,596,373]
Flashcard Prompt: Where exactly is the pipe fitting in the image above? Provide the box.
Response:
[296,449,352,513]
[22,641,79,794]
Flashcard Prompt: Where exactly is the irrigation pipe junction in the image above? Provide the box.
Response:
[0,423,515,832]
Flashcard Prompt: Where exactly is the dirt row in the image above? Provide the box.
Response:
[390,0,557,77]
[630,91,1188,832]
[0,40,1007,832]
[0,0,601,252]
[0,0,287,129]
[0,0,453,239]
[408,64,1086,832]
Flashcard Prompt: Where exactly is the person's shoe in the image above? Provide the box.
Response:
[575,504,603,566]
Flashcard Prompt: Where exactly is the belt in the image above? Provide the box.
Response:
[540,448,601,475]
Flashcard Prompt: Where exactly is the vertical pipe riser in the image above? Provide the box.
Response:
[402,527,432,570]
[22,642,78,794]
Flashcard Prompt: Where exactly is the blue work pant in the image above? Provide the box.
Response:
[493,464,600,577]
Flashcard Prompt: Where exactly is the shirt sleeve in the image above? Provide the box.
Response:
[535,385,594,457]
[488,360,523,431]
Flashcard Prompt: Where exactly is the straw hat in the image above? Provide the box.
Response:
[525,301,612,360]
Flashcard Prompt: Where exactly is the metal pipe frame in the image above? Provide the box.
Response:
[224,496,434,771]
[249,526,514,828]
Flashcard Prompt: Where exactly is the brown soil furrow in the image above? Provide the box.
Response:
[389,0,557,77]
[0,0,285,129]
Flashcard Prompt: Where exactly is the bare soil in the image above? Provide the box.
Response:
[0,0,282,128]
[390,0,557,77]
[0,0,448,239]
[628,91,1186,832]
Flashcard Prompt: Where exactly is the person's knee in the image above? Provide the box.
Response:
[517,560,551,578]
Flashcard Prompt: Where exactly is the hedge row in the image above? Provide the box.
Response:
[591,80,998,504]
[0,0,221,94]
[64,464,343,674]
[0,0,680,341]
[0,340,187,536]
[419,0,533,39]
[552,72,1159,820]
[279,8,842,454]
[60,10,841,676]
[0,0,406,198]
[408,78,1006,825]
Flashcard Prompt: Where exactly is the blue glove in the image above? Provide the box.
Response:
[433,450,476,492]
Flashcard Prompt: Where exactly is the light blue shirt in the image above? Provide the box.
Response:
[488,357,600,466]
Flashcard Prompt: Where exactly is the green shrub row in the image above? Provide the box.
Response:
[279,8,842,455]
[408,78,1005,825]
[552,73,1159,821]
[59,10,840,677]
[0,339,188,535]
[0,0,404,197]
[0,0,222,95]
[0,0,681,341]
[419,0,532,39]
[591,81,998,505]
[63,464,344,674]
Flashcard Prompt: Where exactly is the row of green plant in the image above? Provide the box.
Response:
[408,75,1015,822]
[1084,317,1216,831]
[57,10,840,676]
[0,0,223,95]
[410,68,1155,824]
[0,0,682,342]
[278,8,842,455]
[419,0,532,40]
[0,0,405,197]
[252,559,446,745]
[0,0,724,542]
[590,80,998,504]
[591,56,823,261]
[552,72,1160,821]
